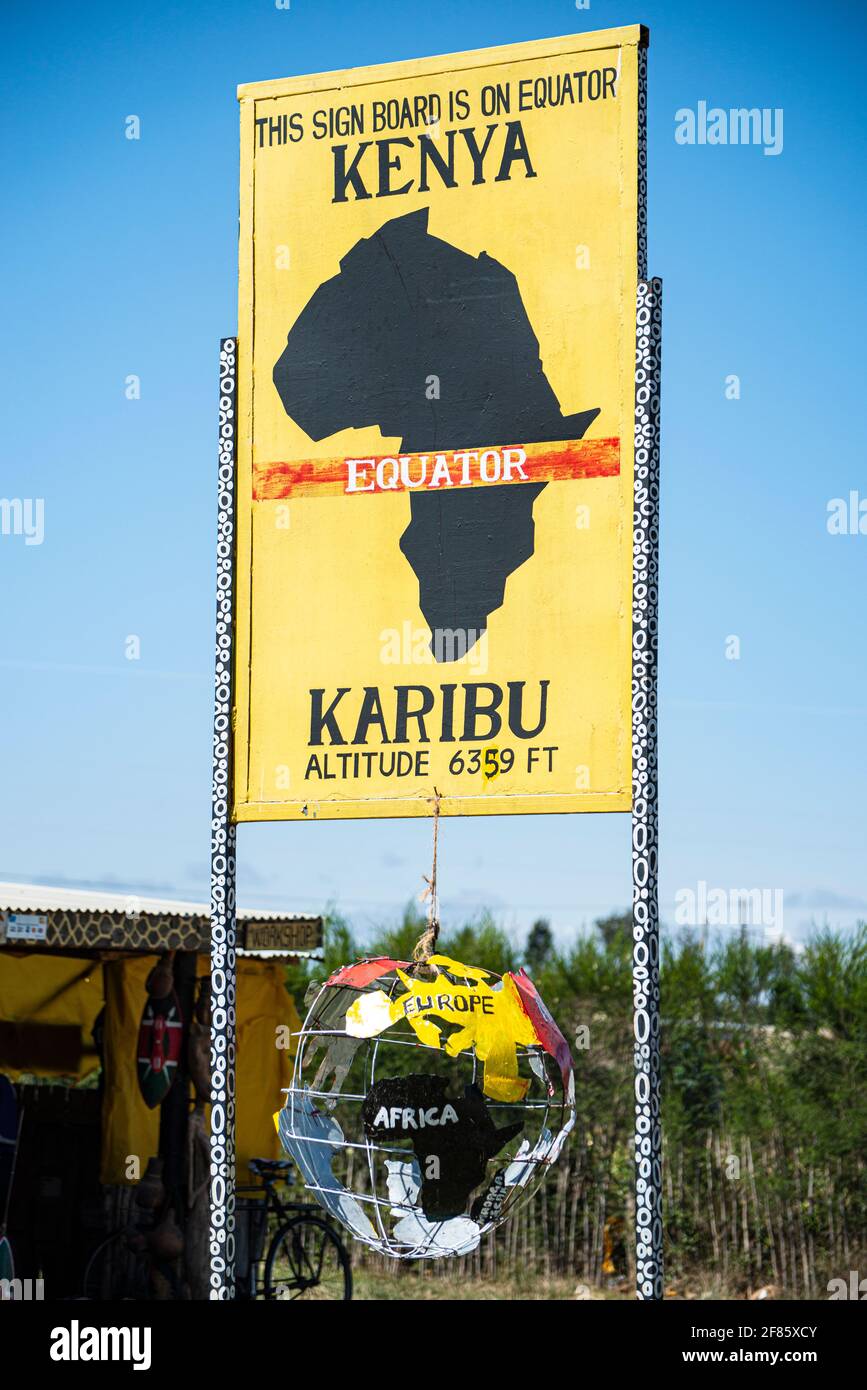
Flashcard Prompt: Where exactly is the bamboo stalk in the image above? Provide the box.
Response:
[706,1132,721,1268]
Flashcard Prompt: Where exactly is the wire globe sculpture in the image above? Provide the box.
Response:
[275,953,575,1259]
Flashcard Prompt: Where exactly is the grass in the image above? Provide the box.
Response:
[350,1268,793,1301]
[352,1269,623,1300]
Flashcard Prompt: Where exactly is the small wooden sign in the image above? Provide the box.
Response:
[242,919,322,953]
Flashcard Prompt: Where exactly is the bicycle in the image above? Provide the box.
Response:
[82,1158,351,1300]
[237,1157,352,1301]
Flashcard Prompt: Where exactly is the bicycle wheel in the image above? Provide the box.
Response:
[82,1230,149,1300]
[263,1215,352,1301]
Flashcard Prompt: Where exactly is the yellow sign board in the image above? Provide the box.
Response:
[234,26,645,821]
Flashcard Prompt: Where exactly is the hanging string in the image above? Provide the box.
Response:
[413,788,441,971]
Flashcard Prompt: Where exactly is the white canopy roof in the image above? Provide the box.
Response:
[0,880,313,923]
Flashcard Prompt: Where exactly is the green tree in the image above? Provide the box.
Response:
[525,918,554,976]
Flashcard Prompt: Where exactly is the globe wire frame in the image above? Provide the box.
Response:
[279,962,575,1259]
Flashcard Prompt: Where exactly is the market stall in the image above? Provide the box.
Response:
[0,883,321,1297]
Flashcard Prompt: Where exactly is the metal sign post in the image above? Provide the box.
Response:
[632,278,663,1300]
[209,337,239,1299]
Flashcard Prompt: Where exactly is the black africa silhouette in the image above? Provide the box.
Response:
[361,1074,523,1221]
[272,208,600,657]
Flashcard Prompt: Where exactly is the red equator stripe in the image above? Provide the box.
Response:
[252,436,620,500]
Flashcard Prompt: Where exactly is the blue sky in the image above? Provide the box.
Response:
[1,0,865,948]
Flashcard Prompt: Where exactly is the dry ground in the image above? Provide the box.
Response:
[352,1270,788,1300]
[354,1271,628,1300]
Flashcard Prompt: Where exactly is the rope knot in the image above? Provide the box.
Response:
[412,789,442,976]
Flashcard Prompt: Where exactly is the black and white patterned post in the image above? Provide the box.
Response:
[209,337,238,1299]
[632,279,663,1299]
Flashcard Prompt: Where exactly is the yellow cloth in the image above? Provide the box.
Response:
[0,949,300,1181]
[0,952,104,1078]
[100,955,300,1184]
